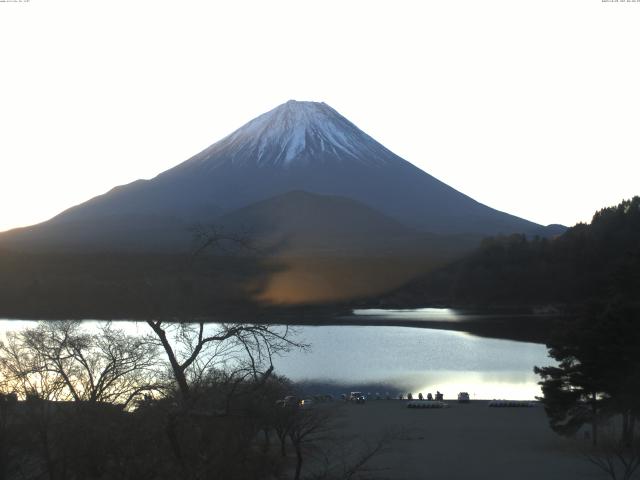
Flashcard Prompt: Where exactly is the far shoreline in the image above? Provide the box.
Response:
[0,306,566,344]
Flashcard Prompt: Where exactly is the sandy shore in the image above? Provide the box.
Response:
[321,400,605,480]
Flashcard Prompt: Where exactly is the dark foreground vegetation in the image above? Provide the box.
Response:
[534,302,640,480]
[0,320,386,480]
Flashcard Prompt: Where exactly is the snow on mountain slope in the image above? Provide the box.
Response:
[175,100,404,170]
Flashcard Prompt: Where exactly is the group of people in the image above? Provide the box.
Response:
[403,391,443,401]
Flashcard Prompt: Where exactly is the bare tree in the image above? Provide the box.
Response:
[141,319,305,480]
[310,433,394,480]
[0,321,164,409]
[145,320,305,404]
[0,321,167,480]
[283,406,394,480]
[146,225,306,402]
[0,330,68,402]
[287,407,334,480]
[274,404,296,458]
[584,422,640,480]
[189,224,254,258]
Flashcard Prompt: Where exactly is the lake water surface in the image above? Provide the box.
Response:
[0,309,553,400]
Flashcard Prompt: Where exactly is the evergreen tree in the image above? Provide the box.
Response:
[535,303,640,446]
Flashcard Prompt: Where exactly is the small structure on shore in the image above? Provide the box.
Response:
[407,400,448,409]
[488,400,536,408]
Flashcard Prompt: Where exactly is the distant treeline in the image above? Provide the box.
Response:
[0,249,444,319]
[0,251,276,319]
[388,197,640,309]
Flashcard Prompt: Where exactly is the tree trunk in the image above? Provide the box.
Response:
[591,392,598,447]
[622,411,636,448]
[37,420,55,480]
[294,443,303,480]
[165,412,186,471]
[623,411,630,447]
[263,428,270,453]
[146,321,190,400]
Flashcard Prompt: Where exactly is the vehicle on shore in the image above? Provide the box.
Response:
[349,392,366,404]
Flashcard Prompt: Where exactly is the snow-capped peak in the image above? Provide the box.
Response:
[186,100,403,169]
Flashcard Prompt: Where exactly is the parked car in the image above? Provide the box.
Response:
[349,392,366,404]
[458,392,470,403]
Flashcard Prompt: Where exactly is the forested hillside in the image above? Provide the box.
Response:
[388,197,640,308]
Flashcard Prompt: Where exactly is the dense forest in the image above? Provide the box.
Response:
[387,197,640,309]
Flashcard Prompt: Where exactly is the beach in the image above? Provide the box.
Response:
[318,400,605,480]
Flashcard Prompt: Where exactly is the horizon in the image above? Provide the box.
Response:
[1,1,639,232]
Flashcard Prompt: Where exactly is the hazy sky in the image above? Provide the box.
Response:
[1,0,639,233]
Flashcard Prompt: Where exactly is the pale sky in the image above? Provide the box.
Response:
[1,0,639,233]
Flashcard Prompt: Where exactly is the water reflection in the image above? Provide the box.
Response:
[407,371,541,401]
[352,308,461,321]
[0,318,552,400]
[271,325,551,400]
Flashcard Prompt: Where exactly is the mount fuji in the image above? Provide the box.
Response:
[1,100,555,253]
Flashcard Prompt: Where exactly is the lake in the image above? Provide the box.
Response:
[0,309,553,400]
